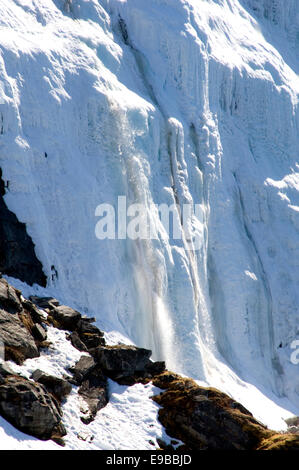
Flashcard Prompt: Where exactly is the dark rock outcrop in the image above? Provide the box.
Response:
[67,331,89,353]
[31,369,72,402]
[29,295,106,353]
[94,344,165,385]
[69,355,96,385]
[69,355,108,424]
[49,305,81,331]
[76,318,105,350]
[151,371,299,451]
[78,369,108,425]
[29,296,59,310]
[0,169,46,287]
[0,373,66,441]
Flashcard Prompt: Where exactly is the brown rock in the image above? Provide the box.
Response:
[50,305,81,331]
[151,371,299,451]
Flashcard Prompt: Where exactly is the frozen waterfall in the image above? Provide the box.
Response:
[0,0,298,429]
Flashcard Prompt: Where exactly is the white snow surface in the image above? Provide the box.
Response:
[0,0,299,447]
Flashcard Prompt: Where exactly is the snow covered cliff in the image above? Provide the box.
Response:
[0,0,298,429]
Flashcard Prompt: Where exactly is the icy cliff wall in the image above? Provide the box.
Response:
[0,0,298,416]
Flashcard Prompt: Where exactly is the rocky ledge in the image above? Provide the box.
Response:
[151,372,299,451]
[0,277,298,450]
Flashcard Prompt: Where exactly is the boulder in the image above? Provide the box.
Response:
[76,319,105,350]
[77,319,104,337]
[22,299,45,324]
[29,296,59,310]
[0,374,66,441]
[69,355,108,424]
[49,305,81,331]
[69,355,96,385]
[66,331,89,353]
[31,370,72,402]
[145,361,166,376]
[94,344,165,384]
[0,309,39,364]
[32,323,47,342]
[78,368,108,424]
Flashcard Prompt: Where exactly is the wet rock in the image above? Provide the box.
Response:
[0,374,66,440]
[32,323,47,342]
[49,305,81,331]
[0,309,39,364]
[94,344,165,384]
[31,369,72,402]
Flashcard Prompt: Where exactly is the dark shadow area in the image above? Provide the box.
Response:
[0,169,46,287]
